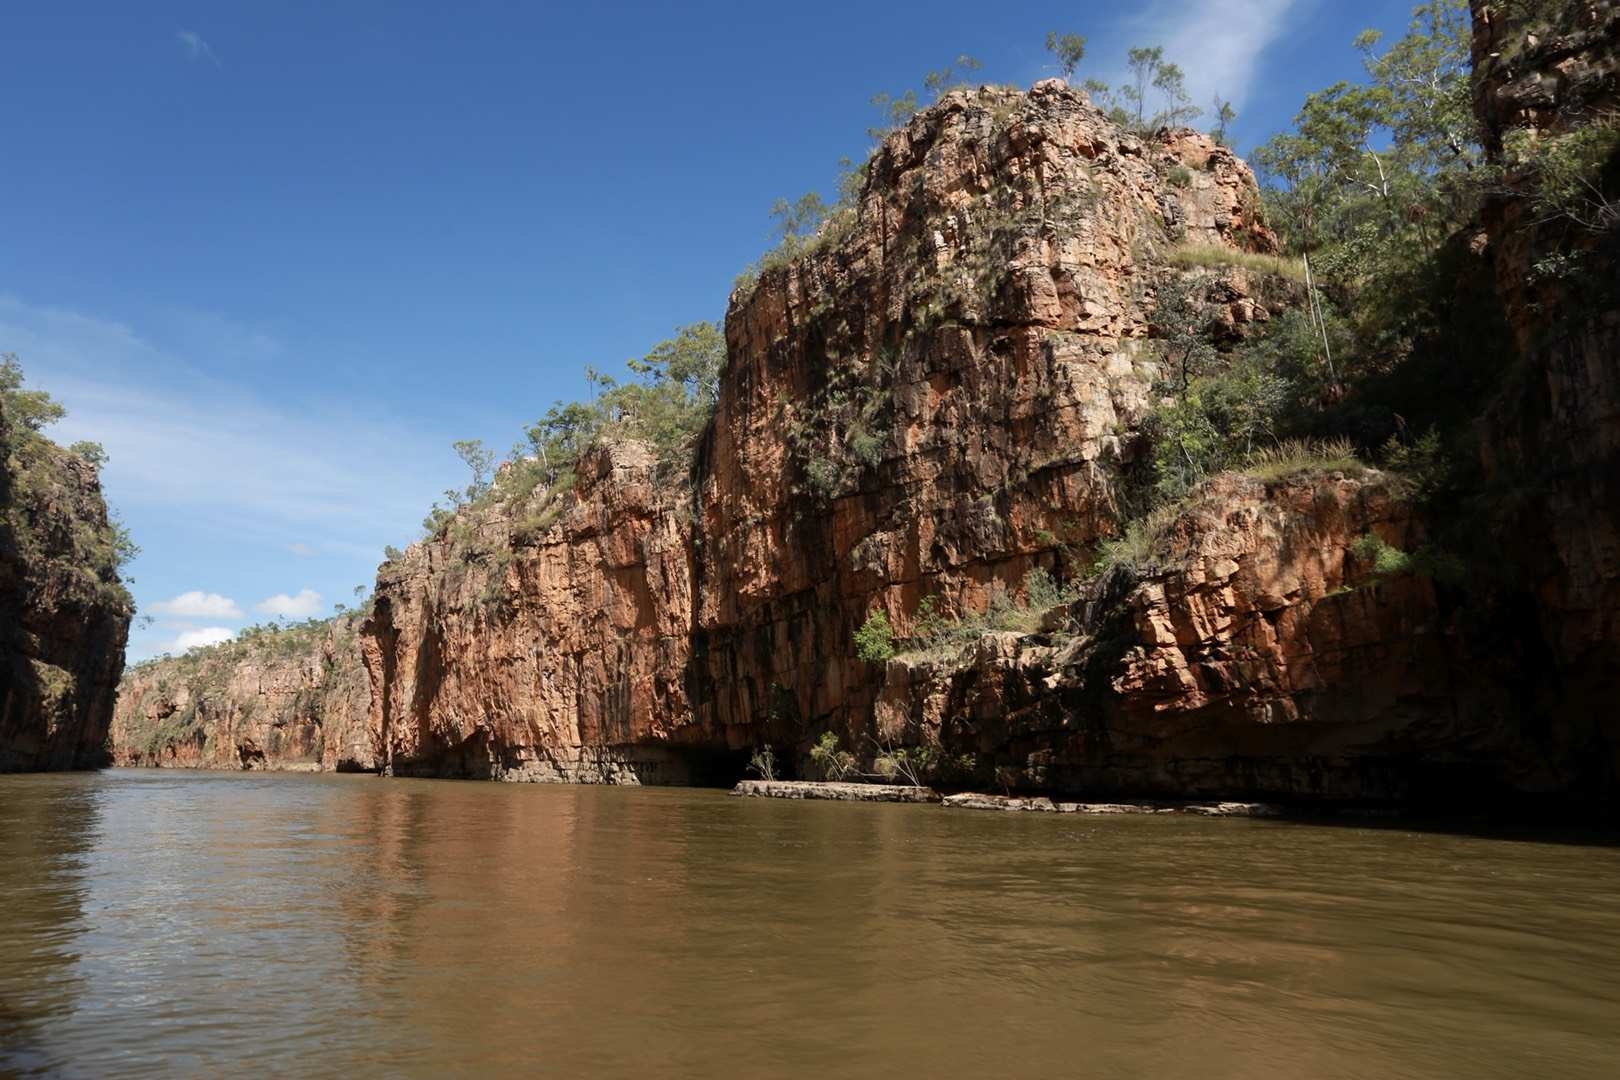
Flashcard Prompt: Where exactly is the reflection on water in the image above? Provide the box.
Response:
[3,770,1620,1078]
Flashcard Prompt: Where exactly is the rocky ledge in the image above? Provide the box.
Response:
[942,793,1282,816]
[732,780,943,803]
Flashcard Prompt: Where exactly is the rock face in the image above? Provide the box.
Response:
[361,81,1281,783]
[110,616,374,771]
[0,410,131,771]
[363,441,700,781]
[881,472,1570,806]
[122,8,1620,815]
[1471,0,1620,800]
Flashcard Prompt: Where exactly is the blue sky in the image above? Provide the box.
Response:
[1,0,1423,659]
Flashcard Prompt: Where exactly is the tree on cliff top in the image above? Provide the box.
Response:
[1252,0,1476,258]
[1082,44,1201,132]
[868,54,983,137]
[1,354,137,612]
[1045,32,1087,80]
[420,322,727,540]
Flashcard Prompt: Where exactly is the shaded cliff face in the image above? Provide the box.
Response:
[0,409,131,771]
[878,471,1576,806]
[1471,0,1620,796]
[359,81,1299,784]
[110,615,374,771]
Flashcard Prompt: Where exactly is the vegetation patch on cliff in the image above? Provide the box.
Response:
[1,355,137,615]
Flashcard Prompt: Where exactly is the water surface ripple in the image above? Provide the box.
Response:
[3,770,1618,1078]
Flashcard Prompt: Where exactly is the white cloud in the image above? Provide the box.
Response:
[166,626,234,653]
[0,294,452,535]
[287,542,317,557]
[1120,0,1303,113]
[255,589,324,619]
[177,30,221,67]
[0,293,463,664]
[147,590,244,619]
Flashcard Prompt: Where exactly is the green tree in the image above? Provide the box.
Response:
[1151,58,1199,127]
[1045,32,1087,79]
[868,89,920,136]
[922,55,982,99]
[1152,276,1220,390]
[68,440,108,469]
[854,608,895,663]
[450,439,495,506]
[0,354,66,432]
[1252,0,1476,257]
[1122,46,1162,128]
[768,192,828,251]
[1211,97,1237,145]
[1093,47,1200,132]
[869,55,982,137]
[809,731,858,781]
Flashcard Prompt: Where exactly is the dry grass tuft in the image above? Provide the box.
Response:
[1240,437,1363,481]
[1165,243,1306,283]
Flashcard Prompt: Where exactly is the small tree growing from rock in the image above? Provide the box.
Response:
[854,608,895,662]
[748,746,779,782]
[809,732,858,781]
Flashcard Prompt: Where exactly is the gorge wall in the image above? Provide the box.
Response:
[116,4,1620,814]
[0,400,131,771]
[111,616,374,771]
[1471,0,1620,803]
[360,80,1291,786]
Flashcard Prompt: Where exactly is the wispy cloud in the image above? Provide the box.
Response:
[148,590,244,619]
[255,589,324,619]
[0,294,448,536]
[0,293,462,661]
[1118,0,1304,113]
[176,30,221,68]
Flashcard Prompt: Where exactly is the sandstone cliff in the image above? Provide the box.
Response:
[877,470,1567,807]
[110,615,374,771]
[0,380,132,771]
[359,82,1342,789]
[118,5,1620,814]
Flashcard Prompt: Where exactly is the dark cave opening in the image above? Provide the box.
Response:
[669,744,756,788]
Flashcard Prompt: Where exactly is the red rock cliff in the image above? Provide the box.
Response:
[135,8,1620,811]
[360,82,1333,788]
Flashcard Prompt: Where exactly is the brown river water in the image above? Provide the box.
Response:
[2,769,1619,1078]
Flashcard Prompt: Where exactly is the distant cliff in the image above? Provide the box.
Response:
[110,614,374,771]
[0,360,132,771]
